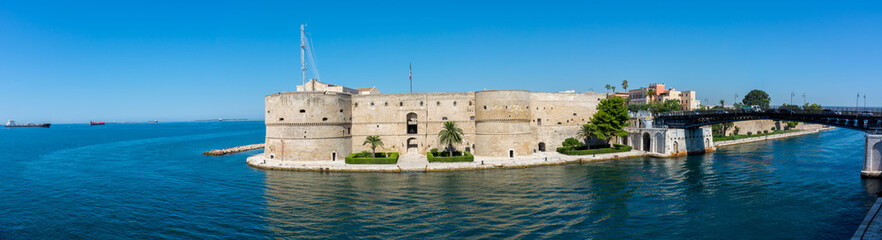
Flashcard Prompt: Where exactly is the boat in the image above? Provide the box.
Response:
[90,121,106,126]
[5,120,50,128]
[147,120,158,123]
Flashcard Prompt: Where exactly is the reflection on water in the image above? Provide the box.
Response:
[261,129,875,239]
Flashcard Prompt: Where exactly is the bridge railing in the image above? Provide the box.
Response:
[652,106,882,118]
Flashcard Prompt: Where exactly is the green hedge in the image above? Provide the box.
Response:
[556,144,632,155]
[345,152,399,164]
[427,151,474,162]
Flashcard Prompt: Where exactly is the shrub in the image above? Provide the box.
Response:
[747,131,753,136]
[345,152,399,164]
[763,130,768,134]
[557,144,632,155]
[427,151,474,162]
[562,138,583,148]
[430,148,439,155]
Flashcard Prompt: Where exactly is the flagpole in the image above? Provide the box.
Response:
[410,62,412,93]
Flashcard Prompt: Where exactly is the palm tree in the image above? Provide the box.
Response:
[622,80,629,92]
[611,86,616,93]
[647,88,656,104]
[438,121,464,156]
[577,124,592,146]
[362,136,384,157]
[605,84,611,93]
[719,99,725,108]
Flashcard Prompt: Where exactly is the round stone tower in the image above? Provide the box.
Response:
[264,91,352,161]
[474,90,533,158]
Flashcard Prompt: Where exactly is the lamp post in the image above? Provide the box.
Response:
[791,91,795,106]
[857,92,861,112]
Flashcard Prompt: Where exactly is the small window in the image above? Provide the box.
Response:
[483,106,487,110]
[573,113,577,116]
[557,122,562,125]
[385,102,388,106]
[469,101,472,106]
[437,101,440,106]
[371,102,374,106]
[322,117,328,121]
[267,111,270,113]
[453,101,457,106]
[355,103,358,107]
[420,101,424,106]
[279,118,284,121]
[299,109,306,113]
[470,116,475,121]
[340,109,343,112]
[442,117,448,121]
[400,102,403,106]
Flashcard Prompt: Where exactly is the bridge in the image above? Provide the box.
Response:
[653,108,882,178]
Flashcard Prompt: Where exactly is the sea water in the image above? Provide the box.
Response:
[0,122,876,239]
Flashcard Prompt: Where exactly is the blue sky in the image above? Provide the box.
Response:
[1,1,880,123]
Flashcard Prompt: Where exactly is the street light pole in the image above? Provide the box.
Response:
[857,92,861,112]
[791,91,795,106]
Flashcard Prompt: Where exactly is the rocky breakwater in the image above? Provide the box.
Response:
[202,144,264,156]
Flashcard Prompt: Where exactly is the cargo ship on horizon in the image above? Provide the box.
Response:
[5,120,50,128]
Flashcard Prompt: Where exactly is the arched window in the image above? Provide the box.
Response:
[537,118,542,125]
[407,112,418,134]
[470,116,475,121]
[442,117,448,121]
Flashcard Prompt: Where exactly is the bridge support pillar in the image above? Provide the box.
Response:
[862,134,882,178]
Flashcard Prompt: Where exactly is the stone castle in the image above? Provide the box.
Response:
[263,79,608,161]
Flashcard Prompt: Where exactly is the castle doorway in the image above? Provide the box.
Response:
[538,142,546,152]
[642,133,651,152]
[407,138,418,154]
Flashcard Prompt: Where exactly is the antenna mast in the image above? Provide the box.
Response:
[300,24,307,87]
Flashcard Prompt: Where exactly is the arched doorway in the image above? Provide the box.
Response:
[406,112,418,134]
[407,138,418,154]
[642,133,651,152]
[673,141,679,154]
[538,142,546,152]
[874,142,882,167]
[655,133,665,154]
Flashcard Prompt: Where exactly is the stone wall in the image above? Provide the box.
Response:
[265,89,608,161]
[724,120,825,136]
[264,92,352,161]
